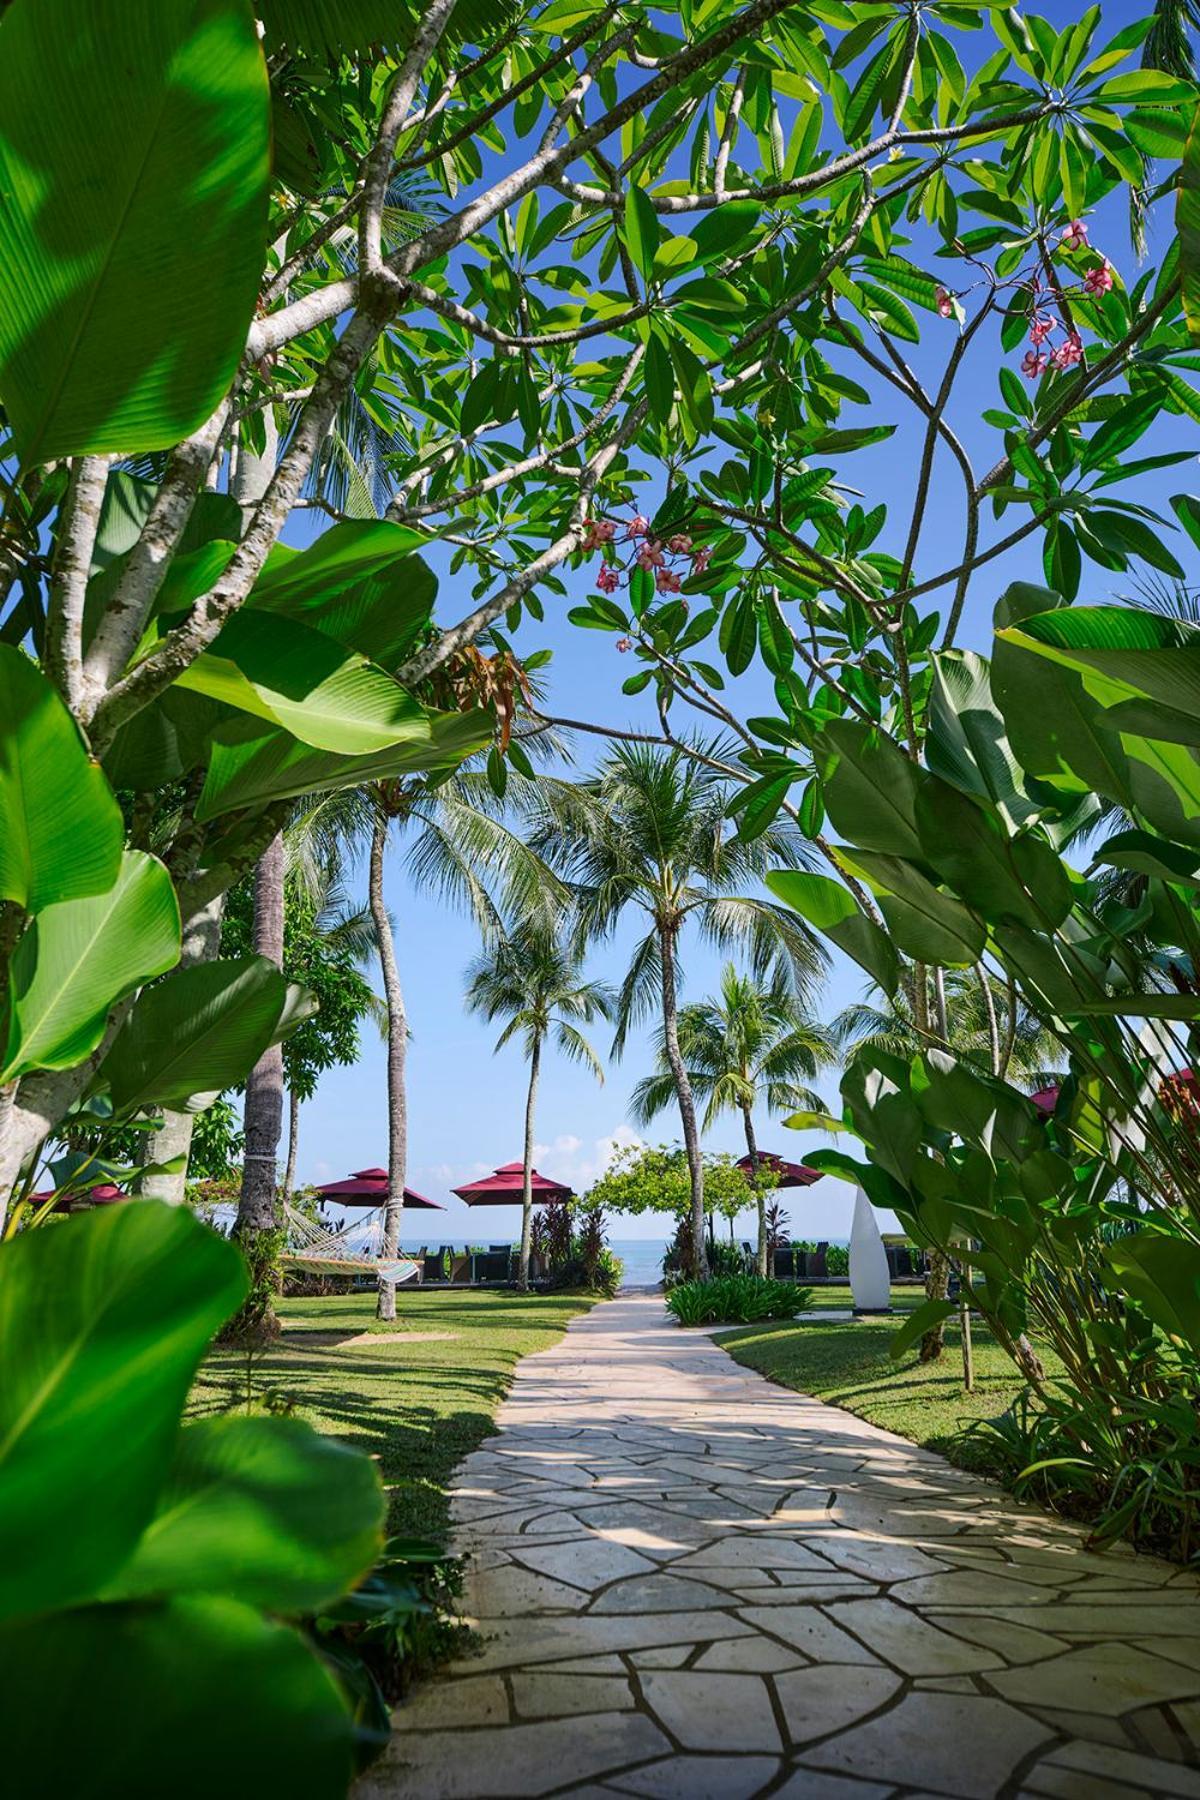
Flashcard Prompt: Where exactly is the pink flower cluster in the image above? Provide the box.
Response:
[1018,221,1114,380]
[582,512,713,602]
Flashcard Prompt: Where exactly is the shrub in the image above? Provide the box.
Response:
[667,1274,813,1327]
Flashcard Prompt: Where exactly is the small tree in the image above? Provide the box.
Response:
[584,1142,768,1278]
[465,923,612,1289]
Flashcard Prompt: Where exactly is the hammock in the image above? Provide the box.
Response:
[282,1202,421,1285]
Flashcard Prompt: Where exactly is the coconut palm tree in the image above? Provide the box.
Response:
[631,963,835,1276]
[833,965,1063,1089]
[291,766,565,1317]
[527,743,826,1278]
[465,925,613,1289]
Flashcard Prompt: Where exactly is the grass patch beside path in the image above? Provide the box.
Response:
[719,1305,1061,1480]
[192,1287,596,1542]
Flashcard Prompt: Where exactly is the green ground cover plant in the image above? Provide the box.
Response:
[667,1272,813,1325]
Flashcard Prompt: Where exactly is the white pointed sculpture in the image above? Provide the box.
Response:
[849,1185,891,1313]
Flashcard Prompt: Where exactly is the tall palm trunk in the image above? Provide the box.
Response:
[370,813,407,1323]
[519,1034,542,1291]
[659,923,707,1278]
[236,832,286,1237]
[137,894,224,1203]
[741,1102,768,1278]
[283,1087,300,1201]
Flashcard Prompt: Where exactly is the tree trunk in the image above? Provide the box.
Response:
[236,833,286,1237]
[370,813,407,1322]
[519,1034,542,1291]
[283,1086,300,1202]
[659,924,707,1279]
[742,1103,768,1278]
[137,895,224,1204]
[920,1249,951,1362]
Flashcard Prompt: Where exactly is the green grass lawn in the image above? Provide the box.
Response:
[719,1302,1062,1478]
[192,1287,595,1542]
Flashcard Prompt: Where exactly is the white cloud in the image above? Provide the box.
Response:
[532,1123,643,1193]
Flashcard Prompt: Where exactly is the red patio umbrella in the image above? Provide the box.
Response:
[313,1167,444,1210]
[28,1182,127,1214]
[452,1161,574,1206]
[735,1151,821,1187]
[1032,1070,1198,1118]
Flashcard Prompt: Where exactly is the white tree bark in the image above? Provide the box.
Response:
[370,813,408,1322]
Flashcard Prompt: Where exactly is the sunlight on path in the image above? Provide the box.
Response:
[359,1294,1200,1800]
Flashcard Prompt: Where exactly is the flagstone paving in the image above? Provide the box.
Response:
[359,1293,1200,1800]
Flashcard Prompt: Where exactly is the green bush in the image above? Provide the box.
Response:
[667,1274,813,1327]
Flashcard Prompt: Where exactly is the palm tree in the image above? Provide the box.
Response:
[833,965,1062,1089]
[528,743,826,1278]
[632,963,835,1276]
[292,767,565,1318]
[465,925,613,1289]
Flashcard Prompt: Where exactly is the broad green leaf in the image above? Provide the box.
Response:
[0,852,180,1081]
[803,1146,911,1214]
[1104,1232,1200,1353]
[888,1298,956,1361]
[927,650,1041,829]
[1068,993,1200,1019]
[0,1203,245,1624]
[196,706,491,820]
[175,611,426,754]
[248,522,435,668]
[766,870,899,996]
[815,721,927,858]
[915,781,1073,932]
[0,0,270,461]
[1092,828,1200,887]
[259,0,514,56]
[104,1416,383,1612]
[1007,606,1200,724]
[96,956,295,1117]
[911,1048,1042,1166]
[841,1051,922,1186]
[992,632,1132,804]
[0,646,123,911]
[839,848,986,967]
[992,580,1068,632]
[0,1595,352,1800]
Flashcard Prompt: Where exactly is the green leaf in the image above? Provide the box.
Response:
[1104,1232,1200,1353]
[260,0,514,55]
[992,580,1068,632]
[1092,827,1200,888]
[1,852,180,1082]
[104,1416,383,1612]
[912,1048,1042,1165]
[1173,106,1200,343]
[644,329,676,425]
[1124,106,1189,159]
[915,782,1073,932]
[888,1299,956,1361]
[0,646,123,911]
[766,870,899,996]
[175,611,427,754]
[756,593,795,675]
[815,721,927,858]
[992,632,1132,804]
[96,956,295,1117]
[1007,605,1200,723]
[927,649,1041,829]
[839,848,986,967]
[0,0,270,462]
[0,1595,353,1800]
[196,707,491,820]
[623,185,661,279]
[1068,993,1200,1019]
[0,1203,246,1624]
[248,523,434,668]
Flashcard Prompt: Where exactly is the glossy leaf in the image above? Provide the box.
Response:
[839,848,986,967]
[0,1203,246,1624]
[96,956,296,1117]
[815,721,927,858]
[888,1298,956,1362]
[247,522,435,668]
[1104,1233,1200,1352]
[0,851,180,1082]
[0,1595,352,1800]
[0,646,123,911]
[766,869,899,996]
[0,0,270,461]
[105,1416,384,1612]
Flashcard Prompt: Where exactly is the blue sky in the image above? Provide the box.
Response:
[290,6,1198,1244]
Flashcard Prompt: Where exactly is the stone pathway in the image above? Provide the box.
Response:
[360,1293,1200,1800]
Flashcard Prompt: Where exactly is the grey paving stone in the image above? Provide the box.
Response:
[803,1690,1054,1798]
[638,1670,782,1753]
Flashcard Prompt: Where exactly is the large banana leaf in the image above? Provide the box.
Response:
[258,0,516,58]
[766,869,899,995]
[992,631,1132,804]
[104,1416,384,1613]
[196,705,492,820]
[248,521,436,668]
[173,610,427,754]
[838,848,986,967]
[0,1203,245,1624]
[0,646,123,910]
[814,720,928,858]
[0,1596,352,1800]
[0,0,270,462]
[0,851,180,1081]
[927,650,1045,830]
[1008,606,1200,724]
[95,956,297,1117]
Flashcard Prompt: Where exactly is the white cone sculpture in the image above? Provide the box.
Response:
[849,1185,890,1313]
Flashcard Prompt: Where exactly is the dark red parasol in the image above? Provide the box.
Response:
[313,1167,444,1209]
[452,1161,574,1206]
[735,1151,822,1188]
